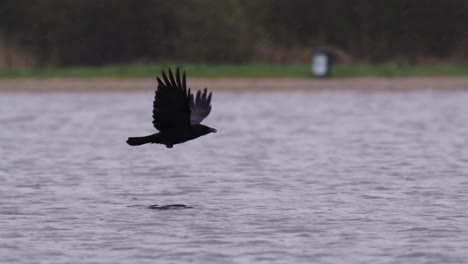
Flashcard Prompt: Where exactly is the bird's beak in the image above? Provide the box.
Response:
[209,128,217,133]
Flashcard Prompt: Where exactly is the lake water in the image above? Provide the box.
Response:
[1,90,467,264]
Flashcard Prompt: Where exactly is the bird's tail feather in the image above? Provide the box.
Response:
[127,135,154,146]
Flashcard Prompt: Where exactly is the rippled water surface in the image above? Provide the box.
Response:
[1,90,468,264]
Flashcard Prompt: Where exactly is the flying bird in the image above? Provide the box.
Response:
[127,67,216,148]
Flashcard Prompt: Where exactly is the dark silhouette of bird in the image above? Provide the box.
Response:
[127,67,216,148]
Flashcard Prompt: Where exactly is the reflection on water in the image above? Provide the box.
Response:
[1,90,467,264]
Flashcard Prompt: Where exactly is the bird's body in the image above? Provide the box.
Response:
[127,67,216,148]
[127,124,215,148]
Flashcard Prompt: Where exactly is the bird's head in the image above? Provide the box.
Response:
[194,124,217,136]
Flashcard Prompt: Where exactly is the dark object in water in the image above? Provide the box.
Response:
[127,67,216,148]
[147,204,193,210]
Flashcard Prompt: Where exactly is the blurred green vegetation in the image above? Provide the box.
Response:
[1,0,468,70]
[1,64,468,79]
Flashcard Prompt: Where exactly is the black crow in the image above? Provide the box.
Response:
[127,67,216,148]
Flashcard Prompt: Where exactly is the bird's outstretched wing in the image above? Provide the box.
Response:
[153,68,191,132]
[190,88,212,125]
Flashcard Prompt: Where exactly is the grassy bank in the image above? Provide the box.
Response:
[1,64,468,79]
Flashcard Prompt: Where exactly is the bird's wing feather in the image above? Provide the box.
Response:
[152,68,191,132]
[190,88,212,125]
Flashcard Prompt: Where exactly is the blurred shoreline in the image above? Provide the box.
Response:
[1,77,468,92]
